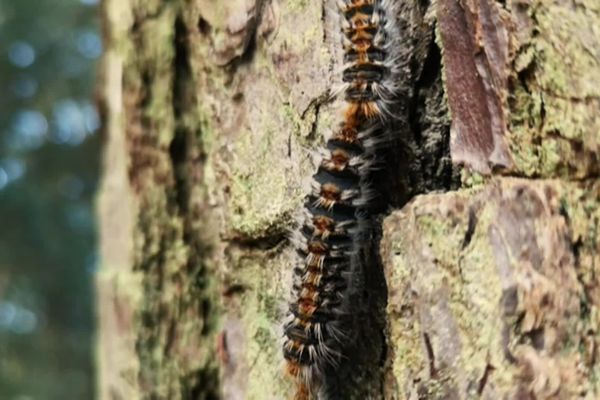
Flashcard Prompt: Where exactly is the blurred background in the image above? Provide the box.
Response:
[0,0,100,398]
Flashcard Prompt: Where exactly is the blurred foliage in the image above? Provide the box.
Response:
[0,0,100,398]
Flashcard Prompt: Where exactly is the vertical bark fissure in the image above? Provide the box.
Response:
[168,10,220,399]
[375,3,458,395]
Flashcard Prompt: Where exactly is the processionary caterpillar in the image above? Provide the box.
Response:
[283,1,402,398]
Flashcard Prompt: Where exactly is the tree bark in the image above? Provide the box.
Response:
[97,0,599,399]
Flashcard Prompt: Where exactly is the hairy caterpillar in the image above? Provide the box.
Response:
[283,0,402,398]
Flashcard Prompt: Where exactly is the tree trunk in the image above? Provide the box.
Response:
[97,0,599,399]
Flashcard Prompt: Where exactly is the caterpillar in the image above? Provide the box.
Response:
[283,0,401,398]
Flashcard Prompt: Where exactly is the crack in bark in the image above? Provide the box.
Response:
[300,89,332,143]
[375,2,459,397]
[461,206,478,249]
[165,13,220,399]
[423,332,437,378]
[224,0,268,70]
[477,363,495,395]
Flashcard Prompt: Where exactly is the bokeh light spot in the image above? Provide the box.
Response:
[8,41,36,68]
[0,168,8,190]
[11,75,38,98]
[76,30,102,59]
[0,302,38,335]
[51,100,98,145]
[7,110,48,150]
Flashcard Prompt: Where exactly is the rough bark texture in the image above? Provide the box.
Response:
[383,179,600,398]
[97,0,599,399]
[382,0,600,399]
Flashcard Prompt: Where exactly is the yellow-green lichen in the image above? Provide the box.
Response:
[385,179,600,397]
[461,169,487,188]
[508,1,600,178]
[228,121,304,238]
[287,0,310,13]
[229,248,291,399]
